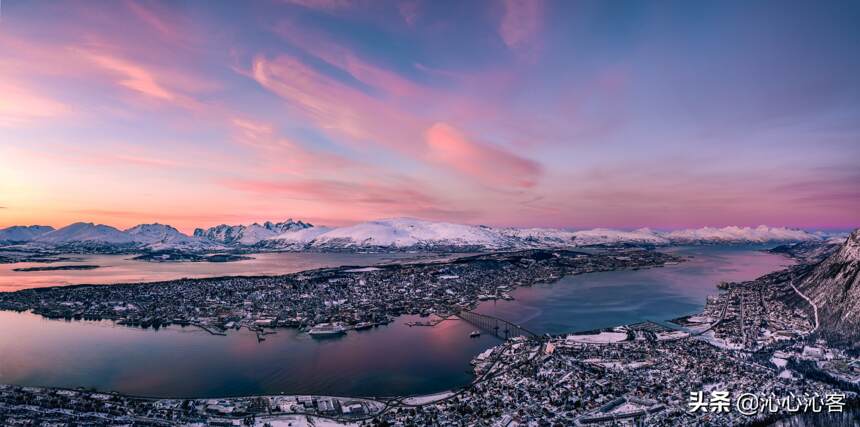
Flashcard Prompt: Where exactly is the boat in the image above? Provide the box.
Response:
[354,321,374,330]
[308,323,347,337]
[470,330,481,338]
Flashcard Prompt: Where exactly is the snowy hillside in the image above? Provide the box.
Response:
[33,222,135,244]
[571,228,668,246]
[797,229,860,344]
[125,223,218,251]
[305,218,505,250]
[0,225,55,242]
[263,218,817,251]
[663,225,818,244]
[259,226,333,249]
[1,217,826,254]
[194,219,312,245]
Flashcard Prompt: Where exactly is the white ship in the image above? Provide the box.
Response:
[353,321,374,330]
[308,323,347,337]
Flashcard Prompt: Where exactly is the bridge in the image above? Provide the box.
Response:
[456,310,539,340]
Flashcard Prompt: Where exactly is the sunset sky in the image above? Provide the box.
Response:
[1,0,858,232]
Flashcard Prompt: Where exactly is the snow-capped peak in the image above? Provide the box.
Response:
[194,219,314,245]
[663,225,819,244]
[306,217,506,249]
[33,222,134,244]
[125,223,187,244]
[0,225,55,242]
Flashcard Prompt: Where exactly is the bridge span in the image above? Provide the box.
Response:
[456,310,540,340]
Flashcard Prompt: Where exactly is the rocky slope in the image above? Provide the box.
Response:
[797,229,860,346]
[193,219,312,246]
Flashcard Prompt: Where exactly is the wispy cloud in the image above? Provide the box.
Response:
[81,50,176,100]
[424,123,541,188]
[0,82,70,127]
[223,177,475,222]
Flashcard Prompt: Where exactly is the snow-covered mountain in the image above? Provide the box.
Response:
[796,229,860,346]
[663,225,819,244]
[0,225,55,242]
[125,223,218,251]
[304,218,505,250]
[33,222,135,245]
[572,228,668,246]
[262,218,820,251]
[193,219,312,246]
[0,217,826,253]
[258,226,333,250]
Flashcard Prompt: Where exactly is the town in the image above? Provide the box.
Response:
[0,249,678,338]
[1,320,857,426]
[2,246,859,425]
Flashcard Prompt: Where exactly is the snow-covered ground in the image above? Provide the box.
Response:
[771,357,788,368]
[696,330,744,350]
[565,332,628,344]
[402,390,456,405]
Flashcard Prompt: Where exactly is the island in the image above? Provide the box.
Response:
[12,265,99,272]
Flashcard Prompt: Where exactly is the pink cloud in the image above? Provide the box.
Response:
[82,51,176,100]
[223,177,474,222]
[0,82,70,127]
[424,122,541,188]
[249,54,422,150]
[229,115,362,174]
[124,0,176,39]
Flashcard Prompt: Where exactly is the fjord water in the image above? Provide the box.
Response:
[0,245,792,398]
[475,245,795,334]
[0,252,427,291]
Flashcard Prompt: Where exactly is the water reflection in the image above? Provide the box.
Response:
[0,311,500,398]
[475,245,794,334]
[0,245,794,398]
[0,252,432,291]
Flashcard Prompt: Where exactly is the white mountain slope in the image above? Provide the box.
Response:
[124,223,219,251]
[194,219,313,245]
[263,219,822,251]
[1,218,823,252]
[0,225,55,242]
[262,226,333,249]
[33,222,135,244]
[305,218,506,249]
[663,225,818,244]
[573,228,668,246]
[796,229,860,345]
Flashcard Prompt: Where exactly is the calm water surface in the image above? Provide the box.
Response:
[475,245,795,334]
[0,312,499,398]
[0,252,432,291]
[0,245,793,397]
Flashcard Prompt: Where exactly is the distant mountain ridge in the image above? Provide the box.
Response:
[0,217,825,253]
[193,220,311,245]
[0,225,55,242]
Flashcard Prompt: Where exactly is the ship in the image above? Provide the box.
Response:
[308,323,347,337]
[353,321,374,330]
[470,330,481,338]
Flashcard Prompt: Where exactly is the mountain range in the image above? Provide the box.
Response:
[0,217,828,253]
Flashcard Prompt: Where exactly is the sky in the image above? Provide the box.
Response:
[0,0,858,233]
